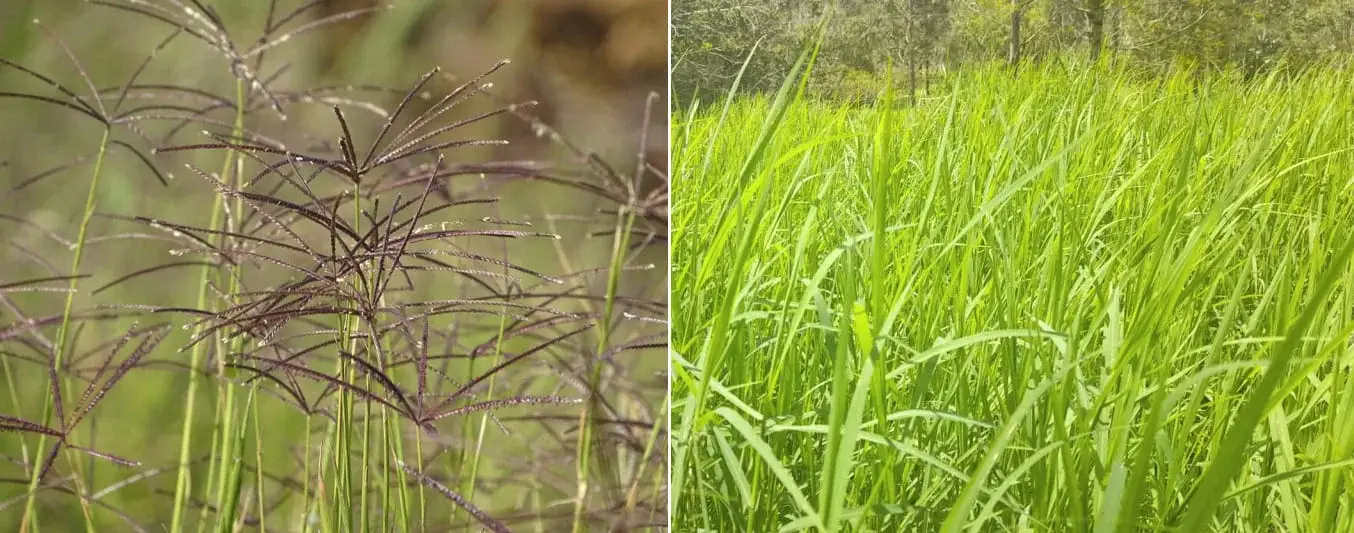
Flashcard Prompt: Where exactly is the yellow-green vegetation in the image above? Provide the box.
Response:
[672,59,1354,532]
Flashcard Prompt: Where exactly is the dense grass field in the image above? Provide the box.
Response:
[672,62,1354,532]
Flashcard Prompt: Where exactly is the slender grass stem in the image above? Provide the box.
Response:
[170,76,247,533]
[19,125,112,533]
[571,206,636,533]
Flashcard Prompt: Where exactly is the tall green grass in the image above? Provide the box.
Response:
[672,61,1354,532]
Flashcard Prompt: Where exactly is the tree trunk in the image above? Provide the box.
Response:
[924,62,931,94]
[1009,0,1022,67]
[1108,6,1121,57]
[1087,0,1106,61]
[908,51,918,106]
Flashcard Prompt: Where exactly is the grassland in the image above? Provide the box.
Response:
[671,61,1354,532]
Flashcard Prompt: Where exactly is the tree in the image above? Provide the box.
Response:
[670,0,1353,103]
[1086,0,1106,60]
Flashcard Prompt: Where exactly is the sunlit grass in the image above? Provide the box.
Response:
[672,60,1354,532]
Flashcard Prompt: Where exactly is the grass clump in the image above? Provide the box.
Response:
[0,2,667,532]
[672,59,1354,532]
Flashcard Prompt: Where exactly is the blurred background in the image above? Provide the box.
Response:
[3,0,668,184]
[0,0,667,530]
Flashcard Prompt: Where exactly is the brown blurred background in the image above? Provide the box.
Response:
[317,0,667,173]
